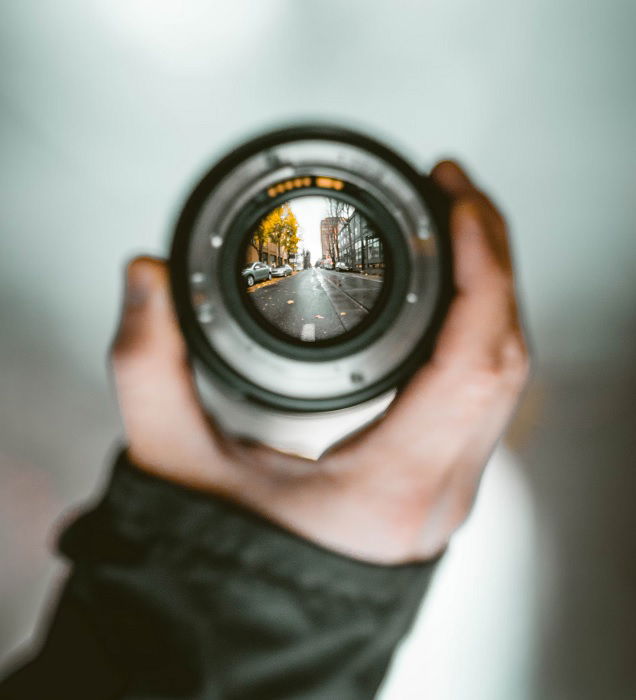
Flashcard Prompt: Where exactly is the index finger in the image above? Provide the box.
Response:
[419,161,524,377]
[431,160,512,275]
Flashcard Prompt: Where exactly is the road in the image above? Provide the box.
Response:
[248,268,383,341]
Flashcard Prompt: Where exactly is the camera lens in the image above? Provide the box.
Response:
[241,194,387,344]
[170,125,452,414]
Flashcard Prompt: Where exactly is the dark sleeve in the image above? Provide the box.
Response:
[0,451,440,700]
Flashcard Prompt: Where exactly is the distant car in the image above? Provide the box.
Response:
[335,261,351,272]
[271,264,293,277]
[323,261,334,270]
[242,261,271,286]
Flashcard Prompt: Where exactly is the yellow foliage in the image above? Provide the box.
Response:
[251,203,299,256]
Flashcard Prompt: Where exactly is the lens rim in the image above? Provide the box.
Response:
[170,124,453,412]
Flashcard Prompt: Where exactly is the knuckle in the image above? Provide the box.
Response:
[501,332,531,388]
[462,365,504,405]
[109,333,126,361]
[456,191,502,224]
[453,193,483,220]
[110,333,143,370]
[460,187,508,229]
[462,332,530,399]
[110,341,130,372]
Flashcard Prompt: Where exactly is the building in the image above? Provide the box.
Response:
[320,217,344,262]
[245,239,295,267]
[337,211,385,272]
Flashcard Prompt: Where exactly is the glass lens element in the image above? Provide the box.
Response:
[241,195,386,342]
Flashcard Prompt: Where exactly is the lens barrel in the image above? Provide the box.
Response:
[170,125,452,419]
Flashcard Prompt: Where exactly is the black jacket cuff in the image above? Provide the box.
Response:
[60,450,438,605]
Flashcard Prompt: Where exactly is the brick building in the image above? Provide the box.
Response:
[245,240,293,267]
[320,217,344,262]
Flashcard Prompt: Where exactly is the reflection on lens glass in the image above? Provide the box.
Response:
[241,195,386,342]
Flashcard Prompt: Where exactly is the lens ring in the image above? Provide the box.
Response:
[170,125,452,412]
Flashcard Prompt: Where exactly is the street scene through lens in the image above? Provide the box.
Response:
[242,196,386,342]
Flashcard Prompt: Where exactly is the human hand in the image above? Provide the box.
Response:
[111,161,529,565]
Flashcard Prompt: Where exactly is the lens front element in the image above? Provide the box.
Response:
[242,195,386,343]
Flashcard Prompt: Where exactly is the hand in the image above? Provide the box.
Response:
[111,162,529,565]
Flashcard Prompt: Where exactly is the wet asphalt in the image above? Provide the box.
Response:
[248,268,383,341]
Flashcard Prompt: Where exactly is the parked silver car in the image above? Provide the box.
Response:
[242,261,271,286]
[271,264,293,277]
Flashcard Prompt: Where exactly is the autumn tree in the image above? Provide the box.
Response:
[250,216,270,261]
[250,204,300,265]
[267,203,299,264]
[282,205,300,259]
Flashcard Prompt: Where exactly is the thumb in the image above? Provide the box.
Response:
[112,256,185,360]
[111,257,211,469]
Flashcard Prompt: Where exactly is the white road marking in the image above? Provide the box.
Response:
[301,323,316,342]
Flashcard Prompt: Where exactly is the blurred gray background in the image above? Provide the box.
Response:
[1,1,635,697]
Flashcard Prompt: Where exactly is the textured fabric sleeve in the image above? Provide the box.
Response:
[0,451,440,700]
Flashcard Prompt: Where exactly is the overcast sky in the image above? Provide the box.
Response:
[287,195,328,263]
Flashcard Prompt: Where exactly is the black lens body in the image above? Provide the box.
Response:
[170,125,453,414]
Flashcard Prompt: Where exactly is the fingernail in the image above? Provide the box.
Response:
[125,262,152,307]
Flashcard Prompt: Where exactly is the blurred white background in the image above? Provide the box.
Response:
[1,1,635,697]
